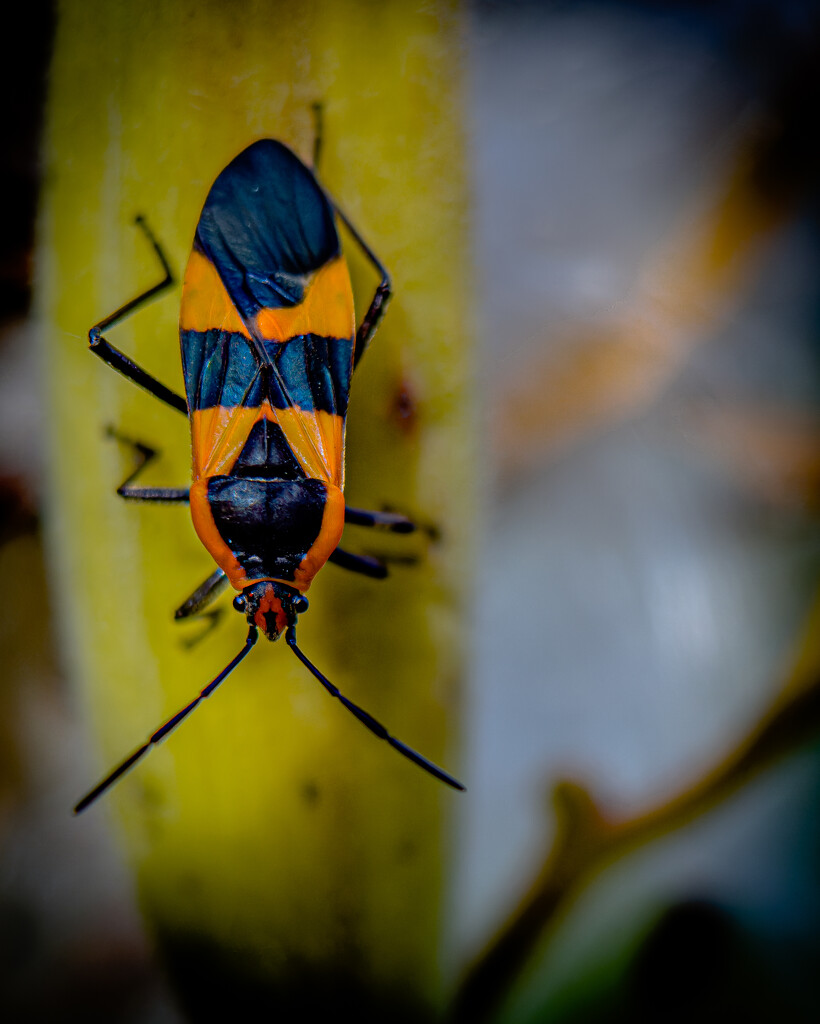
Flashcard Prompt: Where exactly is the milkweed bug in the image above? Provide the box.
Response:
[75,138,464,813]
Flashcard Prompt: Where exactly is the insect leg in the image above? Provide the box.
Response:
[88,215,188,416]
[174,569,229,647]
[174,568,229,620]
[311,101,324,171]
[330,202,392,368]
[328,547,388,580]
[344,506,416,533]
[108,428,189,503]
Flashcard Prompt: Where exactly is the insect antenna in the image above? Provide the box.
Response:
[74,626,259,814]
[285,626,465,791]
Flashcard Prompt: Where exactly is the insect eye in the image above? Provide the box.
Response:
[233,594,247,613]
[292,595,309,615]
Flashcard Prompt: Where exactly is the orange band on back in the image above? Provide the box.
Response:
[254,257,355,342]
[180,249,252,338]
[191,403,345,486]
[181,251,354,348]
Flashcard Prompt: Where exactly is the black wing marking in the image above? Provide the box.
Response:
[195,139,340,321]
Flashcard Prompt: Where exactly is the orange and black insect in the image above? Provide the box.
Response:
[76,139,463,812]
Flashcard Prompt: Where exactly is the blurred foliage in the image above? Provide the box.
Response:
[492,100,820,482]
[467,1,820,1020]
[452,592,820,1021]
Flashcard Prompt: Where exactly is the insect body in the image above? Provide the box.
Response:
[76,139,463,812]
[182,140,356,639]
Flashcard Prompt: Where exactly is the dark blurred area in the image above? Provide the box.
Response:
[0,1,50,327]
[4,0,820,1021]
[465,0,820,1021]
[0,0,51,509]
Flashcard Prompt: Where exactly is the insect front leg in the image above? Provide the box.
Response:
[174,569,229,619]
[336,507,423,577]
[328,547,388,579]
[108,427,189,503]
[89,215,188,415]
[344,506,415,533]
[174,568,229,647]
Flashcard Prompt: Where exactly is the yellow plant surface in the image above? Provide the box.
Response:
[38,0,472,1014]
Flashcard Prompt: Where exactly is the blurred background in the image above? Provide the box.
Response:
[2,0,819,1020]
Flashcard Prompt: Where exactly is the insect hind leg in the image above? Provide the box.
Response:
[331,203,392,368]
[312,118,391,366]
[89,215,188,416]
[107,426,189,503]
[344,506,415,533]
[311,101,324,171]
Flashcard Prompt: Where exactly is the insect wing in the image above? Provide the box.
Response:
[179,140,355,486]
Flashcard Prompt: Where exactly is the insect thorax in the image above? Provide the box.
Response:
[207,476,330,582]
